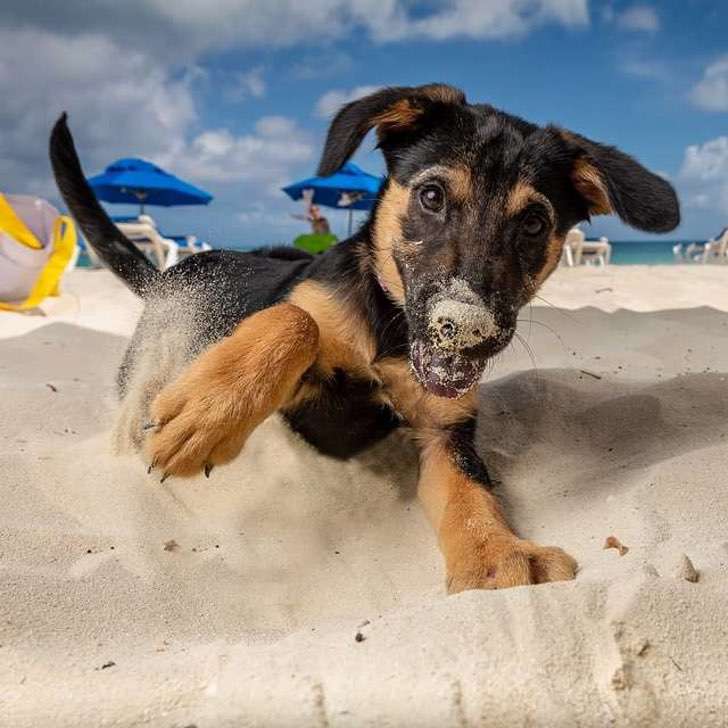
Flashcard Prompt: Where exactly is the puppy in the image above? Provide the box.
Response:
[50,84,679,593]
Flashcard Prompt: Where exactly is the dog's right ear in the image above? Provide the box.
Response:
[317,84,466,176]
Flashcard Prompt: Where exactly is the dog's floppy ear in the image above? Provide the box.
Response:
[317,84,466,176]
[554,128,680,233]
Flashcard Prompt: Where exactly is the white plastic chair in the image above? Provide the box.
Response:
[115,214,179,269]
[581,236,611,266]
[562,227,584,267]
[700,229,728,264]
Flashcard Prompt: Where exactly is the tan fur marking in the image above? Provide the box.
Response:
[146,303,319,476]
[446,166,472,202]
[506,181,556,220]
[532,232,566,289]
[372,99,422,136]
[572,158,613,215]
[287,279,377,379]
[411,164,472,203]
[372,180,409,304]
[418,437,577,593]
[506,181,537,215]
[418,84,465,105]
[374,357,477,432]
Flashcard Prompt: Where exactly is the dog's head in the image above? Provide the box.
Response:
[318,84,680,398]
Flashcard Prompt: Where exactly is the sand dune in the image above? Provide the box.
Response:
[2,267,728,726]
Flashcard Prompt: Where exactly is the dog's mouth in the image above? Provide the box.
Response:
[410,340,487,399]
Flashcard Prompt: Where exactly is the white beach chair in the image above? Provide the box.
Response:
[581,236,611,266]
[561,227,611,267]
[561,227,584,267]
[699,228,728,264]
[171,233,212,260]
[114,214,179,269]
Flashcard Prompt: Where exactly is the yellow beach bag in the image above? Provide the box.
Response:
[0,193,77,311]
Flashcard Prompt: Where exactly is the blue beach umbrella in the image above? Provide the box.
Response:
[282,162,383,233]
[88,158,213,214]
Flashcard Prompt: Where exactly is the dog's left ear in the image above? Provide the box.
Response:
[317,83,466,176]
[554,128,680,233]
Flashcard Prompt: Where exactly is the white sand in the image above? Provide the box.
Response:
[2,265,728,727]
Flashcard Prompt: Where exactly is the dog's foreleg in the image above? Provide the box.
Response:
[146,303,319,477]
[417,423,577,593]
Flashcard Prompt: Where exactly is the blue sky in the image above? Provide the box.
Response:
[1,1,727,245]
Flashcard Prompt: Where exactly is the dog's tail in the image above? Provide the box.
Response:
[49,113,159,297]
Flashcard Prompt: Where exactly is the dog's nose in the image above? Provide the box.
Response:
[429,299,497,351]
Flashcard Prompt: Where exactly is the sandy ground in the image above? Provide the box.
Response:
[1,265,727,727]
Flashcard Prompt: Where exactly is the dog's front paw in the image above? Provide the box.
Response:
[145,377,251,478]
[446,537,577,594]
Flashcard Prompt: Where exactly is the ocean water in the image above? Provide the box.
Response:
[75,239,700,268]
[610,240,691,265]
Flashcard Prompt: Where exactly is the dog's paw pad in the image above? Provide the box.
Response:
[446,539,577,594]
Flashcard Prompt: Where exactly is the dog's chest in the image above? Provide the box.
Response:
[282,365,402,459]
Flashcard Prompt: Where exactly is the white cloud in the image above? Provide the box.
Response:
[236,67,266,99]
[615,4,659,33]
[315,85,382,119]
[0,26,312,200]
[0,1,589,56]
[618,57,668,81]
[690,55,728,112]
[170,116,314,185]
[678,136,728,214]
[0,27,195,195]
[361,0,589,42]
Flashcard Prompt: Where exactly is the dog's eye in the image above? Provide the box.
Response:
[522,214,547,237]
[419,184,445,213]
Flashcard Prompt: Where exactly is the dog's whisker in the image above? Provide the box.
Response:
[532,295,581,324]
[516,317,569,354]
[513,331,538,371]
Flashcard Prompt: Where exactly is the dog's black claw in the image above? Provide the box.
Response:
[204,463,214,478]
[160,472,170,484]
[142,421,159,431]
[147,458,158,475]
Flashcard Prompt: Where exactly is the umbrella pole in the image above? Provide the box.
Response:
[348,210,353,236]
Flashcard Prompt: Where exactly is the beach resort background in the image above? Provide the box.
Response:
[2,1,728,269]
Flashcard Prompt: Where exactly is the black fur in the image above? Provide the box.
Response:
[284,368,402,459]
[49,114,159,297]
[318,84,467,176]
[448,418,493,488]
[553,128,680,233]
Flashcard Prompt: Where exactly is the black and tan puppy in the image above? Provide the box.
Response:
[50,84,679,593]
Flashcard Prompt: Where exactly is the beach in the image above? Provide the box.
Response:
[2,264,728,727]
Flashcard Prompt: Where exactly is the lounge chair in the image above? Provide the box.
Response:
[112,215,212,269]
[561,227,584,266]
[166,233,212,259]
[699,228,728,264]
[113,214,179,269]
[0,193,77,311]
[561,227,611,267]
[581,236,611,266]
